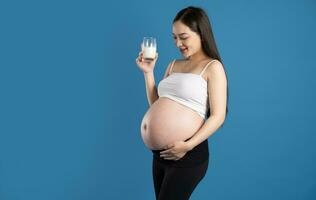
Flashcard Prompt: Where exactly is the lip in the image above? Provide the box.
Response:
[180,48,188,53]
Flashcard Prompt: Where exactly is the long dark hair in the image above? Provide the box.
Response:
[173,6,229,127]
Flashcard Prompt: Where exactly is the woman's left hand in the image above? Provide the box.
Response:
[160,141,191,160]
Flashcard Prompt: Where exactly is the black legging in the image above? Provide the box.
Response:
[151,138,209,200]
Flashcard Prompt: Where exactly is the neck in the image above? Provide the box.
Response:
[186,49,209,62]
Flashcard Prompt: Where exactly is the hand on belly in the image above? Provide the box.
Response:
[159,140,190,160]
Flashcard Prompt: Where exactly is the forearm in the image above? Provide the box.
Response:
[186,115,225,150]
[143,71,159,106]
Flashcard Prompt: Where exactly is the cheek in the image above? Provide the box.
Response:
[190,42,201,51]
[186,38,198,48]
[182,40,192,48]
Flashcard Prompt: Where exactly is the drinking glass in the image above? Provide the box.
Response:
[141,37,157,61]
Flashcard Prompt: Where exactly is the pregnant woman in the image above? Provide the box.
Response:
[136,6,229,200]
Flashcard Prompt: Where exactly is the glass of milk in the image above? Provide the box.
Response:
[141,37,156,61]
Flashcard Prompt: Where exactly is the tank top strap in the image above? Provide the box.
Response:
[169,59,176,74]
[199,59,217,76]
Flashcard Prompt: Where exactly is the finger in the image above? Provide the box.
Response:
[160,145,175,154]
[161,154,172,158]
[136,57,143,63]
[160,153,170,157]
[166,144,174,149]
[163,156,177,160]
[160,149,171,154]
[161,146,175,154]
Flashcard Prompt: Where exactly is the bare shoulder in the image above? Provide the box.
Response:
[163,59,180,78]
[205,59,226,81]
[170,58,185,71]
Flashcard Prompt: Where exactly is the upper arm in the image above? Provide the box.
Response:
[206,60,227,120]
[162,60,175,79]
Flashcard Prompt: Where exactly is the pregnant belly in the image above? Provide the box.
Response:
[141,97,205,150]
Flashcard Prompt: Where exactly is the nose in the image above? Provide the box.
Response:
[175,39,182,48]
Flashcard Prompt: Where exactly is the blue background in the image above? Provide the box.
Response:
[0,0,316,199]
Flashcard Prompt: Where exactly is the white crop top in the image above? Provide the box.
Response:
[157,59,217,120]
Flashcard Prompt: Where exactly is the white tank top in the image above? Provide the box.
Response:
[157,59,217,120]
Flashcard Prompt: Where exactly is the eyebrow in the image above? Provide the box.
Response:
[172,33,188,36]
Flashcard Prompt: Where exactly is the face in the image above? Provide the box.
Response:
[172,20,203,59]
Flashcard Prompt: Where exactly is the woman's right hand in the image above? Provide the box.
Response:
[135,50,159,73]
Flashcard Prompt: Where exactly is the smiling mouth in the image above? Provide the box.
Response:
[180,48,188,53]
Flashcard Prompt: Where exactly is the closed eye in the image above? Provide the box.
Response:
[173,37,188,40]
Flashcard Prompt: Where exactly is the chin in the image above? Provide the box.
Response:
[182,53,190,58]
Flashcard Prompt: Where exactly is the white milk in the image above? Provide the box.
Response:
[142,43,156,60]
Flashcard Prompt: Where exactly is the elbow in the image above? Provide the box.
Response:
[220,116,226,126]
[220,113,226,124]
[219,113,226,126]
[210,114,226,126]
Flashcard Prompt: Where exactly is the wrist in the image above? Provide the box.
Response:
[185,140,194,151]
[144,71,154,75]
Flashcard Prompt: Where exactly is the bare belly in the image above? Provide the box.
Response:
[140,97,205,150]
